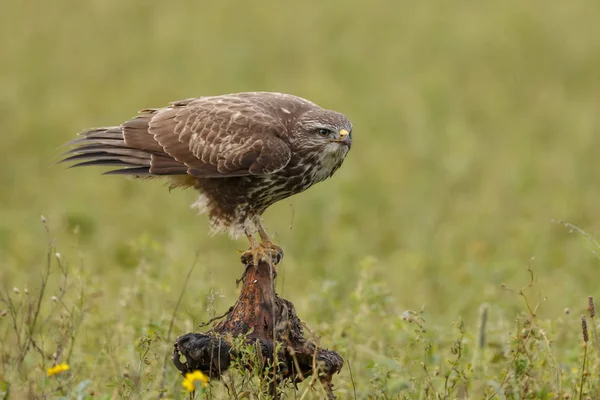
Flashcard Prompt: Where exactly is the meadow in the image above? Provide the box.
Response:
[2,0,600,398]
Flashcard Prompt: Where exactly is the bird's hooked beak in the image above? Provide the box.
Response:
[331,129,352,148]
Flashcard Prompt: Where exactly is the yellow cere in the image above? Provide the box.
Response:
[47,363,70,377]
[182,370,209,392]
[339,129,349,137]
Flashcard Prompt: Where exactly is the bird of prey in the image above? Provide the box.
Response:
[61,92,353,266]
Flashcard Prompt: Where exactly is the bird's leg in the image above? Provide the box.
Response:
[257,223,284,265]
[240,231,259,268]
[240,224,284,270]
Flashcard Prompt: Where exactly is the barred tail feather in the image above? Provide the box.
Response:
[60,127,153,175]
[60,125,187,176]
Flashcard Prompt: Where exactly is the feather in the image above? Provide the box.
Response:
[103,167,152,176]
[61,152,151,166]
[65,137,126,147]
[149,154,188,175]
[122,114,165,152]
[61,145,151,159]
[78,129,123,140]
[68,159,141,168]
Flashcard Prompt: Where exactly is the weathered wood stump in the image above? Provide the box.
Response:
[172,257,344,399]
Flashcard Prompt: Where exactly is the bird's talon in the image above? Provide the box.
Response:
[260,241,284,266]
[240,241,284,269]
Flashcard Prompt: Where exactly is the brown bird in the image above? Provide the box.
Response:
[61,92,352,266]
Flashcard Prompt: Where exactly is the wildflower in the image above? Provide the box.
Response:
[13,287,19,295]
[47,363,70,376]
[182,370,209,392]
[582,316,589,343]
[588,296,596,318]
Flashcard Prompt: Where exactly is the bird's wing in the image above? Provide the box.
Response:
[146,97,292,177]
[63,96,293,178]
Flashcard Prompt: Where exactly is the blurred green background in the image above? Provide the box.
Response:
[2,0,600,397]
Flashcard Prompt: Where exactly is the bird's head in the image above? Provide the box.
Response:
[292,109,353,158]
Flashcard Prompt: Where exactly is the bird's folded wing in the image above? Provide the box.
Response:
[62,96,293,178]
[145,98,292,177]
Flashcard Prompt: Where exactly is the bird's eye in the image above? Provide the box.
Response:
[317,128,330,136]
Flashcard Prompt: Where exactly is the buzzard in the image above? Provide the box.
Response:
[61,92,353,265]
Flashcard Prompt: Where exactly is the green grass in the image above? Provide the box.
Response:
[2,0,600,398]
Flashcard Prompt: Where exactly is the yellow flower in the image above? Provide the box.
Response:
[47,363,70,377]
[182,370,209,392]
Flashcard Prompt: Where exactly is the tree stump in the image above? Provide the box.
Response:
[172,256,344,399]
